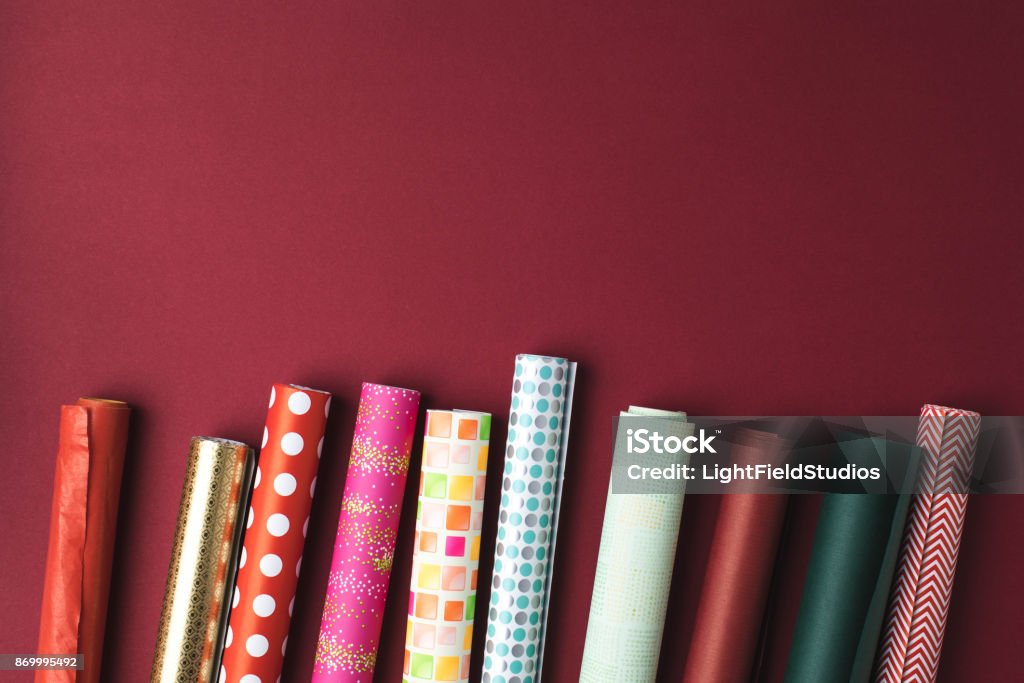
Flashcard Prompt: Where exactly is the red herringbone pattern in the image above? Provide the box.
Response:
[875,405,980,683]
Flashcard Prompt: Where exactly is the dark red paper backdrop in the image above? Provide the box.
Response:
[2,1,1023,681]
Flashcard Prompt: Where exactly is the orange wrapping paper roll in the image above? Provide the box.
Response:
[37,398,131,683]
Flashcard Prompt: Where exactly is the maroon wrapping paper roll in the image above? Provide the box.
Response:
[682,429,789,683]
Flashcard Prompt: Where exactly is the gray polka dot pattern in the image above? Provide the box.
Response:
[481,355,575,683]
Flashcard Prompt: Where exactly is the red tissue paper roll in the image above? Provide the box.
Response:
[682,428,789,683]
[220,384,331,683]
[36,398,131,683]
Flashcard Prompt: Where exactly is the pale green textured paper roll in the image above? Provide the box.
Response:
[579,407,692,683]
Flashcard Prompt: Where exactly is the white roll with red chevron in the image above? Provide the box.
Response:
[874,404,981,683]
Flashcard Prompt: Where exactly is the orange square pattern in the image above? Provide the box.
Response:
[435,656,459,681]
[415,594,437,619]
[457,418,478,440]
[419,531,437,553]
[428,412,452,438]
[444,600,464,621]
[470,535,480,560]
[448,475,473,501]
[446,505,471,531]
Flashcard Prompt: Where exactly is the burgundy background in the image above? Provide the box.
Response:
[2,1,1022,681]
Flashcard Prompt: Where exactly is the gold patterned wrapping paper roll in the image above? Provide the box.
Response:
[152,437,255,683]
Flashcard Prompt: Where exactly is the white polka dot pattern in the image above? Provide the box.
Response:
[221,384,330,683]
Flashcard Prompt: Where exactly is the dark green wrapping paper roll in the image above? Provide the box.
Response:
[784,439,918,683]
[848,492,912,683]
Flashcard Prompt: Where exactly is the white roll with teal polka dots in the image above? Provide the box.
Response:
[482,354,576,683]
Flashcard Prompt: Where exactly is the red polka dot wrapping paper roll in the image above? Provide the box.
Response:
[313,383,421,682]
[220,384,331,683]
[874,404,980,683]
[403,410,491,683]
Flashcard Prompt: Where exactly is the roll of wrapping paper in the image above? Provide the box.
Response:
[482,354,576,683]
[151,437,255,683]
[682,428,789,683]
[37,398,130,683]
[313,383,421,682]
[579,407,691,683]
[221,384,331,683]
[403,410,491,682]
[784,437,921,683]
[874,405,980,683]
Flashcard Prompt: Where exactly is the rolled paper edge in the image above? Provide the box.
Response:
[74,398,131,683]
[363,380,422,397]
[849,486,915,683]
[278,383,332,395]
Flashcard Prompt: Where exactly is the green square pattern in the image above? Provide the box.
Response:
[423,472,448,499]
[411,653,434,678]
[479,414,491,440]
[465,594,476,620]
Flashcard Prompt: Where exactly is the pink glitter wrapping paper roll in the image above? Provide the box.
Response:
[313,383,421,682]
